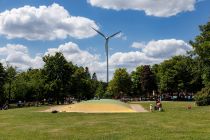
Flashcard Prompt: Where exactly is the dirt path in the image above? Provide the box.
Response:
[130,104,148,112]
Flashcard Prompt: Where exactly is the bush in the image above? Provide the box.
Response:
[195,85,210,106]
[51,110,58,113]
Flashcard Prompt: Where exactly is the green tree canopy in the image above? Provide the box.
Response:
[0,63,6,106]
[190,21,210,86]
[4,65,17,104]
[107,68,131,98]
[131,66,144,97]
[140,65,156,96]
[43,52,74,104]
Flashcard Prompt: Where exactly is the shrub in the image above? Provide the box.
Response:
[195,85,210,106]
[51,110,58,113]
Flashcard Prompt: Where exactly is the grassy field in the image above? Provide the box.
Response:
[1,101,210,140]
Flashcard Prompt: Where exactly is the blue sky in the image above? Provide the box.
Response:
[0,0,209,81]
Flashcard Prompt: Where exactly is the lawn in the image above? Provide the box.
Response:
[1,101,210,140]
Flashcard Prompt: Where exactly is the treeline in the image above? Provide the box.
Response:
[0,21,210,107]
[107,55,203,99]
[0,53,203,107]
[0,53,107,107]
[108,21,210,105]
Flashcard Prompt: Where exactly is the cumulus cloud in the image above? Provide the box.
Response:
[87,0,196,17]
[0,44,43,70]
[132,39,192,59]
[131,42,145,49]
[44,42,107,80]
[45,42,101,67]
[0,3,99,40]
[0,39,192,81]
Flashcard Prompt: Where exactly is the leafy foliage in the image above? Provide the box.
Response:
[140,65,156,95]
[4,66,17,103]
[0,63,6,106]
[190,21,210,86]
[107,68,131,98]
[131,66,143,97]
[195,85,210,106]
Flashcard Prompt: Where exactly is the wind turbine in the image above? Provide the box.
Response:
[92,27,121,83]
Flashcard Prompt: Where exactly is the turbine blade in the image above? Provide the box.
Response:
[91,27,106,39]
[108,31,121,38]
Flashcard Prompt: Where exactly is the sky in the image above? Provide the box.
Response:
[0,0,210,81]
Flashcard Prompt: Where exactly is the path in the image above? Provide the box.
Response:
[130,104,148,112]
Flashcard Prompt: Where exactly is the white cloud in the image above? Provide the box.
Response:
[87,0,196,17]
[0,44,43,70]
[44,42,108,80]
[131,42,145,49]
[0,3,99,40]
[45,42,100,67]
[141,39,192,58]
[0,39,192,81]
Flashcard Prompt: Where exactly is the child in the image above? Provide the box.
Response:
[150,104,153,112]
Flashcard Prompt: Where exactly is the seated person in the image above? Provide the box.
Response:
[155,99,161,110]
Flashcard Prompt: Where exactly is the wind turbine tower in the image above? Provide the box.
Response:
[92,27,121,83]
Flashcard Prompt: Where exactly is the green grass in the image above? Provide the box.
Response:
[1,101,210,140]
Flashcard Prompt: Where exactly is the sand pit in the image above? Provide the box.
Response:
[43,99,147,113]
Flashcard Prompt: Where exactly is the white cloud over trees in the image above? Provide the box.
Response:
[0,39,192,81]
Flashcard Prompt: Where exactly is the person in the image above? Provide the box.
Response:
[157,102,162,111]
[155,99,162,111]
[150,104,153,112]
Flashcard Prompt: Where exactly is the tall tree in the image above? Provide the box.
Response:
[190,21,210,86]
[107,68,131,98]
[43,52,73,104]
[157,55,202,95]
[95,82,105,98]
[0,63,6,106]
[131,66,144,97]
[140,65,156,96]
[4,66,17,104]
[92,72,97,81]
[71,66,94,100]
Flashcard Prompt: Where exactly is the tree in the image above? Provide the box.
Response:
[107,68,131,98]
[0,63,6,106]
[140,65,156,96]
[190,21,210,86]
[85,67,91,79]
[95,82,105,98]
[151,64,160,92]
[4,66,17,104]
[131,66,143,97]
[92,72,97,81]
[71,66,94,100]
[157,55,202,98]
[43,52,74,104]
[10,69,45,102]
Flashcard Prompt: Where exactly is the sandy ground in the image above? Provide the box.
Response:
[129,104,148,112]
[42,103,148,113]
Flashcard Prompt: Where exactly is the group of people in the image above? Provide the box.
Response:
[150,99,163,112]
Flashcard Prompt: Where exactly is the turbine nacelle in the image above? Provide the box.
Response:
[91,27,121,40]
